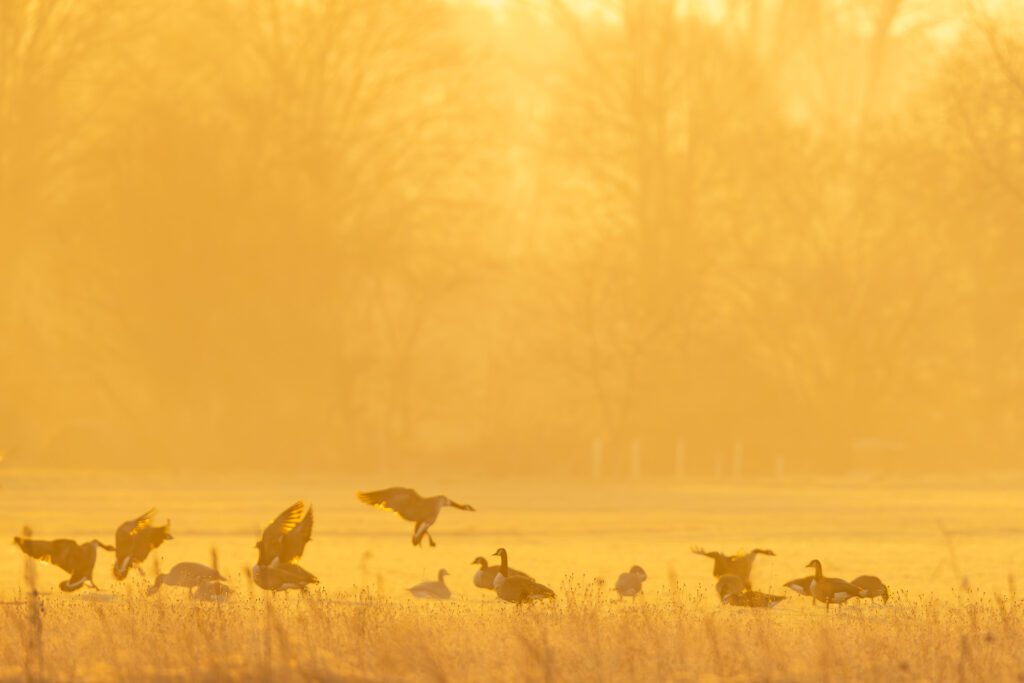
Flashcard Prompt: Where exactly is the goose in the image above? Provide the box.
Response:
[692,547,775,586]
[252,562,319,591]
[255,501,313,566]
[14,537,115,592]
[357,487,474,547]
[193,580,233,601]
[252,502,318,592]
[851,575,889,603]
[408,569,451,599]
[724,590,786,608]
[471,556,531,590]
[614,565,647,599]
[783,575,816,602]
[147,562,224,596]
[715,574,748,602]
[806,560,866,610]
[114,509,173,579]
[491,548,555,604]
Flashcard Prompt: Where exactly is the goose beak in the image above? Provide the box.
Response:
[805,561,814,568]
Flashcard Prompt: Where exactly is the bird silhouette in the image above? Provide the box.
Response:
[357,487,474,547]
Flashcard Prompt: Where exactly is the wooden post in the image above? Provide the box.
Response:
[674,439,686,480]
[732,440,744,478]
[592,439,604,479]
[629,438,642,479]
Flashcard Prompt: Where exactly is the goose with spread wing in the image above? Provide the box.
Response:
[691,547,775,587]
[114,509,173,579]
[251,501,318,591]
[14,536,115,592]
[357,487,475,547]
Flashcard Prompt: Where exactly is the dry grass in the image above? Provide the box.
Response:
[3,578,1023,683]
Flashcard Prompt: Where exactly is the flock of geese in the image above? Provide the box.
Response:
[692,547,890,610]
[12,486,891,608]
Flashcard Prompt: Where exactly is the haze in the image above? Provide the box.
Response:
[2,0,1023,478]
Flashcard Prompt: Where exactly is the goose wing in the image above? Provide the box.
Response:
[15,538,79,574]
[257,501,305,565]
[279,506,313,564]
[357,487,424,521]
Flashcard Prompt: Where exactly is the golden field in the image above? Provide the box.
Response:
[2,469,1023,681]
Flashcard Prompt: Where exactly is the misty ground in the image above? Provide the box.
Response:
[3,468,1022,599]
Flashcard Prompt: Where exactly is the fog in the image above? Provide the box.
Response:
[1,0,1022,476]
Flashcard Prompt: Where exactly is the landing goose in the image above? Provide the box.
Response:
[255,501,313,566]
[492,548,555,604]
[408,569,451,599]
[114,509,173,579]
[472,556,531,590]
[147,562,224,596]
[14,537,114,592]
[692,547,775,586]
[614,565,647,599]
[806,560,866,610]
[251,502,318,592]
[851,575,889,603]
[357,487,474,547]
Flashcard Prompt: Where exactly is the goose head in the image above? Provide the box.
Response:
[471,557,488,568]
[437,568,449,581]
[629,565,647,581]
[442,496,475,511]
[492,548,508,560]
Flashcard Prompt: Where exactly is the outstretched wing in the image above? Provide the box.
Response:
[258,501,305,565]
[279,506,313,564]
[691,546,712,557]
[15,537,79,574]
[357,488,423,522]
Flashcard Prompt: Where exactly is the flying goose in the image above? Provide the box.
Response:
[252,502,318,591]
[806,560,866,610]
[851,575,889,603]
[14,537,115,592]
[471,556,531,590]
[692,547,775,586]
[723,590,787,608]
[491,548,555,604]
[114,509,173,579]
[614,565,647,599]
[357,487,475,547]
[408,569,452,599]
[252,562,319,591]
[147,562,225,596]
[255,501,313,566]
[783,575,816,602]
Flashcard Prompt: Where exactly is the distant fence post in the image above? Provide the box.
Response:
[591,438,604,479]
[674,439,686,480]
[732,440,744,478]
[629,438,642,479]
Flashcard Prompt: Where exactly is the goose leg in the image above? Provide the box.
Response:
[427,532,436,548]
